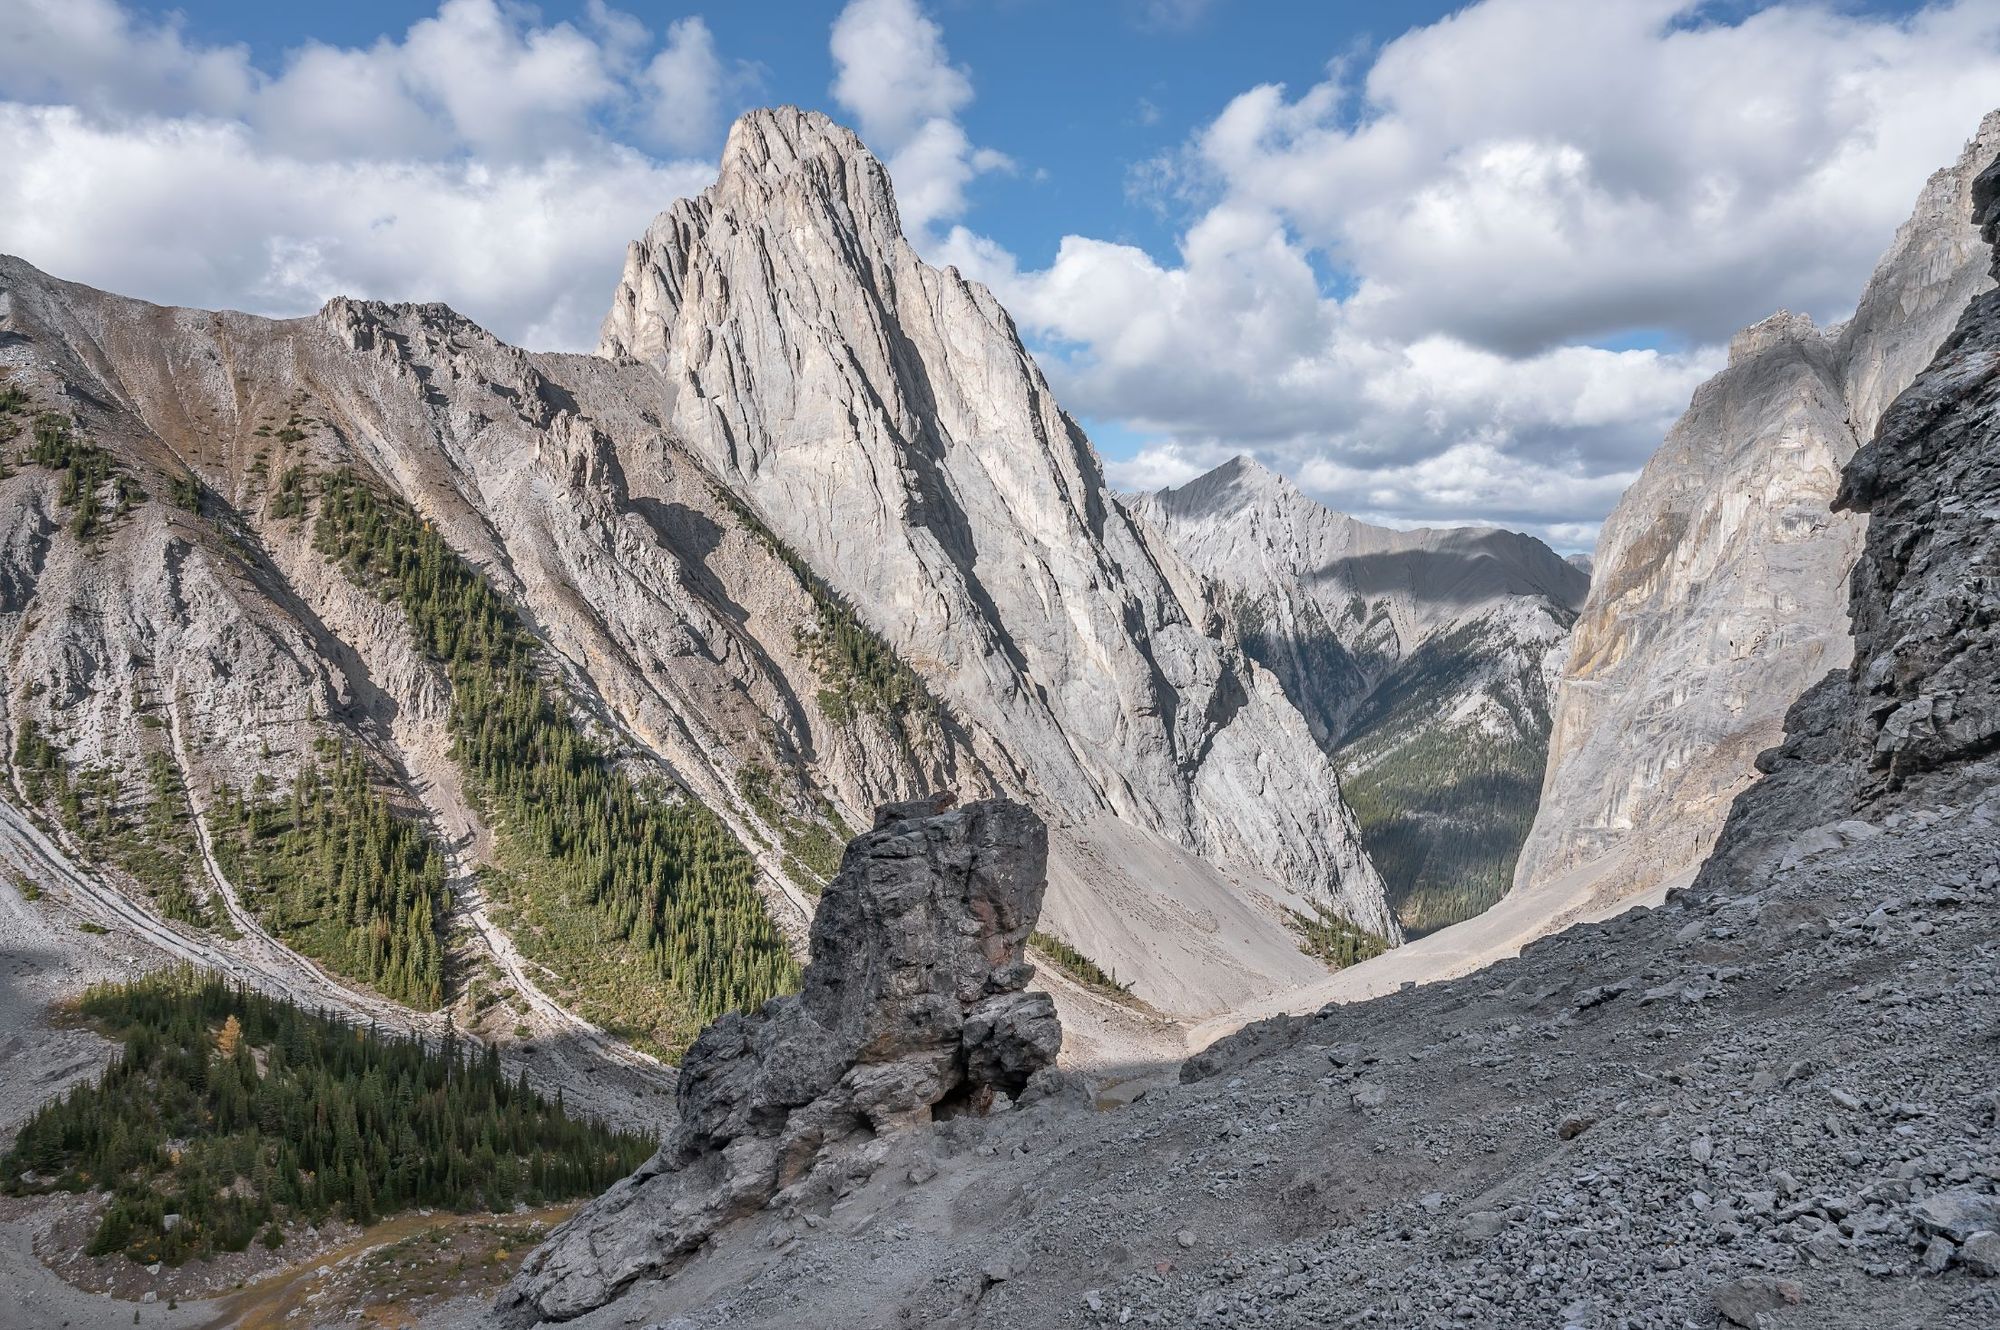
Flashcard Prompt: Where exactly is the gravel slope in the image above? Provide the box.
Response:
[526,792,2000,1330]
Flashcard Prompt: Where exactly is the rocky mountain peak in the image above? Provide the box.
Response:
[593,107,1396,1014]
[714,105,895,222]
[1145,453,1303,516]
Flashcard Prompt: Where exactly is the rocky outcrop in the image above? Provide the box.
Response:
[1514,110,2000,913]
[1698,149,2000,887]
[1132,457,1586,934]
[496,796,1062,1327]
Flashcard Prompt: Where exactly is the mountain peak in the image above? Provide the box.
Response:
[713,106,896,224]
[591,100,1397,1013]
[1147,454,1310,523]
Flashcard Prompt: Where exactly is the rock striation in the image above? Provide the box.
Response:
[1133,457,1586,934]
[496,796,1062,1326]
[599,107,1395,1010]
[1514,110,2000,914]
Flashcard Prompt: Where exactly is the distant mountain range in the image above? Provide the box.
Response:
[1134,458,1586,934]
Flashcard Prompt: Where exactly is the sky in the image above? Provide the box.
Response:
[1,1,1996,550]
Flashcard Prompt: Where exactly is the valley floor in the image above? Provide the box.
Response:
[533,793,2000,1330]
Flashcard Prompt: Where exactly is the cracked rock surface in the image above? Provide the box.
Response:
[497,796,1063,1326]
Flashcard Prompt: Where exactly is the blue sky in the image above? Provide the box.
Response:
[131,1,1468,273]
[4,0,1997,548]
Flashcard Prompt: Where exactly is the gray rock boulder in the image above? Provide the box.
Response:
[1712,1275,1804,1327]
[496,796,1061,1326]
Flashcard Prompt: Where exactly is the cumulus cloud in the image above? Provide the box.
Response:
[828,0,1010,241]
[0,0,735,349]
[640,17,760,155]
[1190,0,2000,353]
[950,0,2000,545]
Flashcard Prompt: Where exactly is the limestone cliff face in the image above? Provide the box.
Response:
[1700,150,2000,886]
[1131,457,1586,934]
[1513,110,2000,910]
[600,108,1395,1006]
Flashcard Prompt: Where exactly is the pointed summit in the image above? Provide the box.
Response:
[594,107,1397,1011]
[1145,454,1297,520]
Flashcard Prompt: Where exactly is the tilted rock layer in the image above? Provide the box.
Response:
[601,107,1394,1011]
[1133,457,1586,934]
[497,796,1062,1326]
[1514,110,2000,911]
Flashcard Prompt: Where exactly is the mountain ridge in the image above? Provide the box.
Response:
[1132,454,1585,933]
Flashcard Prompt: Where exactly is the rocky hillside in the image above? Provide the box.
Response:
[598,107,1393,1009]
[1513,110,2000,914]
[0,258,973,1064]
[491,145,2000,1330]
[1133,457,1586,935]
[0,105,1397,1073]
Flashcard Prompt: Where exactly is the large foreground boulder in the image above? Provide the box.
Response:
[495,795,1061,1326]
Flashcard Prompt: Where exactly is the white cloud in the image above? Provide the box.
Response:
[946,0,2000,544]
[0,105,714,351]
[0,0,736,349]
[1188,0,2000,352]
[828,0,1009,241]
[641,17,759,155]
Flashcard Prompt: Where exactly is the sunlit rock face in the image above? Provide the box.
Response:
[1701,145,2000,887]
[600,107,1395,1013]
[1514,110,2000,913]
